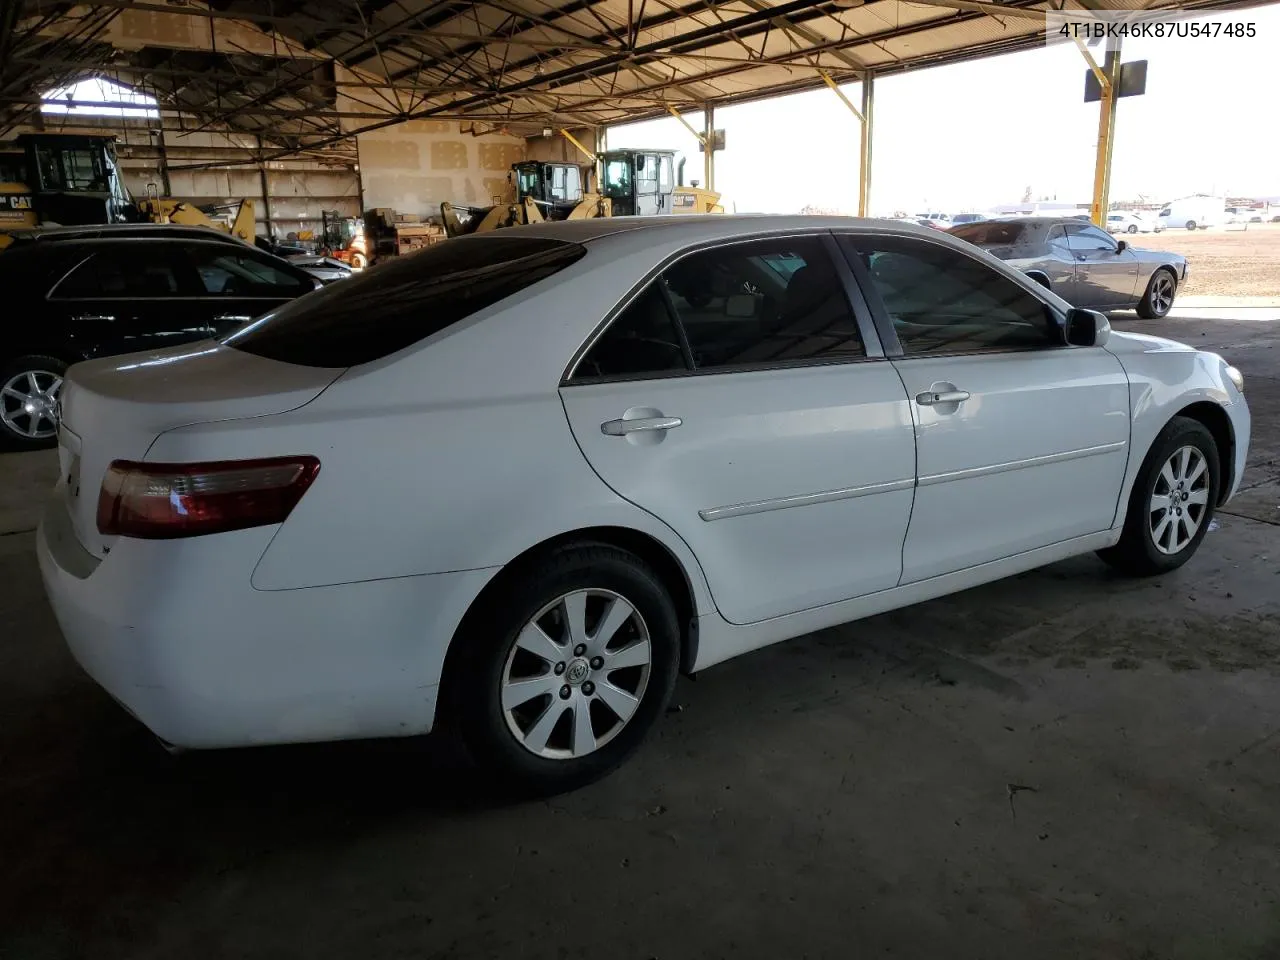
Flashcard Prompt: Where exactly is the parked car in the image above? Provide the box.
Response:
[37,216,1250,793]
[914,213,952,229]
[949,217,1187,319]
[1,236,319,447]
[1106,211,1163,234]
[287,253,354,284]
[1157,197,1224,231]
[1224,207,1263,224]
[2,222,249,247]
[950,213,988,226]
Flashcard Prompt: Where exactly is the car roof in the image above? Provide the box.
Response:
[499,213,1004,268]
[512,213,940,244]
[7,223,247,243]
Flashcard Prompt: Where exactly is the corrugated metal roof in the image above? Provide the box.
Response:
[4,0,1274,165]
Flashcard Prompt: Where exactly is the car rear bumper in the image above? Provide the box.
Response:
[37,489,495,749]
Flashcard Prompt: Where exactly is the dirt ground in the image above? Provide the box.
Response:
[1,312,1278,959]
[1141,223,1280,297]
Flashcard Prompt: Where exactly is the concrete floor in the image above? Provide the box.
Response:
[1,313,1278,960]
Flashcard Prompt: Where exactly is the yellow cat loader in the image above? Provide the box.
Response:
[0,133,255,250]
[440,161,613,239]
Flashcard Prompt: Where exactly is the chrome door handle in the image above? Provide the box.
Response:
[72,314,114,321]
[915,390,970,406]
[213,314,252,323]
[601,416,683,436]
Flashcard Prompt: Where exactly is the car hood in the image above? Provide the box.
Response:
[1105,330,1196,356]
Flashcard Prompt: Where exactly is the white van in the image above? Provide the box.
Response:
[1157,196,1225,231]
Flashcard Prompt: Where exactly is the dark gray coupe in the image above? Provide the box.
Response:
[949,217,1187,319]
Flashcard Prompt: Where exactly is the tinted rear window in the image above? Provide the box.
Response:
[949,222,1027,245]
[224,236,587,367]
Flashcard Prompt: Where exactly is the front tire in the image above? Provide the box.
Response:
[1136,268,1177,319]
[1185,220,1197,231]
[1127,224,1138,234]
[450,544,680,795]
[1098,416,1219,577]
[0,356,67,449]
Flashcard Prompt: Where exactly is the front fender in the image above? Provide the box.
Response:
[1106,341,1249,515]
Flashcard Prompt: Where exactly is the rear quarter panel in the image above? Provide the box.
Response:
[144,249,718,614]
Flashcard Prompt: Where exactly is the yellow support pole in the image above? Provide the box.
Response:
[703,104,715,193]
[664,104,707,148]
[1074,36,1122,228]
[819,70,864,123]
[558,128,597,162]
[859,73,874,217]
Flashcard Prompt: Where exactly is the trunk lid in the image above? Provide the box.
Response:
[57,341,345,558]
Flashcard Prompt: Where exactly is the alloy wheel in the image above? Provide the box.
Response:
[0,369,62,440]
[1149,445,1209,555]
[1149,272,1175,316]
[501,588,652,760]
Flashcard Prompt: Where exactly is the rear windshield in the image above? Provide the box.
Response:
[225,235,587,367]
[948,222,1027,245]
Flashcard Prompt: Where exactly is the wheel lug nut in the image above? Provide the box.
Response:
[554,662,566,675]
[582,681,595,695]
[559,685,571,699]
[573,644,586,656]
[590,657,603,670]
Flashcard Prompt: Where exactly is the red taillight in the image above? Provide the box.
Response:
[96,456,320,539]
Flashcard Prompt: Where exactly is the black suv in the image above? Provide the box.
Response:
[1,236,320,448]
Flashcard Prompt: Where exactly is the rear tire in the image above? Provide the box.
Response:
[1127,224,1138,234]
[448,543,680,796]
[1136,268,1177,319]
[1185,220,1197,231]
[0,356,67,450]
[1097,416,1219,577]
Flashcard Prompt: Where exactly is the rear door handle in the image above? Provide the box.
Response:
[213,314,253,323]
[72,314,114,322]
[915,390,970,406]
[601,416,683,436]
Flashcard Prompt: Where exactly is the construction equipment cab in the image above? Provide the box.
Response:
[599,148,723,216]
[0,134,134,233]
[512,161,587,218]
[600,149,676,216]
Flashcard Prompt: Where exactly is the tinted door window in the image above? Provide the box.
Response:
[636,155,658,196]
[227,236,586,367]
[186,245,313,297]
[572,285,689,381]
[849,236,1058,356]
[51,248,184,298]
[1065,224,1117,253]
[1047,225,1073,256]
[664,237,864,369]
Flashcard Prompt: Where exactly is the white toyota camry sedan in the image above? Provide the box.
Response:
[38,215,1250,793]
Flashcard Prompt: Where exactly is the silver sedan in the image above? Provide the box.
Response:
[950,216,1187,319]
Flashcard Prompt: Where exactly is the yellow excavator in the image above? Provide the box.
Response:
[440,149,722,238]
[0,133,255,250]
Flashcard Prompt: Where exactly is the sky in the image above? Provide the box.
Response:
[606,5,1279,215]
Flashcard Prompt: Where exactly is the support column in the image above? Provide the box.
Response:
[703,104,715,193]
[859,73,875,217]
[154,128,172,197]
[256,136,272,240]
[1090,40,1122,227]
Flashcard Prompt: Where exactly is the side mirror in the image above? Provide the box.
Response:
[1064,307,1110,347]
[1115,239,1127,253]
